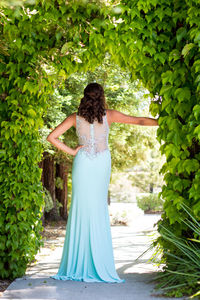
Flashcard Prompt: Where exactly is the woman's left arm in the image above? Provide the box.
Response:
[107,109,159,126]
[46,113,84,156]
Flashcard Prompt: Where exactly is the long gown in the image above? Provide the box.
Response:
[50,111,125,283]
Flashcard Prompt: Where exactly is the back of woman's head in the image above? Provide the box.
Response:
[77,83,107,124]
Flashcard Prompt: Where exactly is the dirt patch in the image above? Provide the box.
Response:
[144,210,162,214]
[0,279,13,295]
[41,219,67,240]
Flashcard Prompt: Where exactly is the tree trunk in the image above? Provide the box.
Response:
[42,151,60,221]
[149,183,154,193]
[55,162,68,220]
[38,159,45,225]
[108,190,111,205]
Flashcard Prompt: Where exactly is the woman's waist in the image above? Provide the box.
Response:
[79,143,109,151]
[76,147,111,159]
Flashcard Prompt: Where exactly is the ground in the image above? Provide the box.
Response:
[0,208,129,296]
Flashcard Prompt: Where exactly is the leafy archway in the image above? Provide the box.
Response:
[1,1,200,290]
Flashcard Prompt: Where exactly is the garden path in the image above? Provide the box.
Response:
[2,204,187,300]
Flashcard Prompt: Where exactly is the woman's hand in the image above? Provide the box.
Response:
[72,145,85,156]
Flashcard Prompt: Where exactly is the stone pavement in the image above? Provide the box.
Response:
[1,204,188,300]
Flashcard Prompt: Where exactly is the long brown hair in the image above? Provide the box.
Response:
[77,83,108,124]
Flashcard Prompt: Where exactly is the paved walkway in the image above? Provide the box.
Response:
[2,204,187,300]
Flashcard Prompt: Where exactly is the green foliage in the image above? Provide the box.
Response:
[136,193,164,213]
[55,199,63,216]
[110,1,200,295]
[42,187,62,215]
[1,2,200,295]
[43,187,54,213]
[128,145,165,193]
[0,0,109,279]
[55,177,64,190]
[0,0,35,7]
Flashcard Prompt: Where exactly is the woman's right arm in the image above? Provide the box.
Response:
[107,109,158,126]
[46,113,84,156]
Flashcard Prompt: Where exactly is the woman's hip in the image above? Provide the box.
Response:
[72,149,111,179]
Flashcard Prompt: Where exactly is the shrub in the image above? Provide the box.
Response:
[43,187,63,216]
[43,187,54,213]
[136,193,163,213]
[136,202,200,298]
[153,202,200,298]
[56,199,63,216]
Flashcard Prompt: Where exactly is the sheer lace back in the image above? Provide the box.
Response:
[76,112,109,158]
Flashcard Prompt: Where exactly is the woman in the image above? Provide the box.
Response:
[47,82,158,283]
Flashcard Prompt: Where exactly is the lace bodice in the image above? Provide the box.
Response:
[76,112,110,158]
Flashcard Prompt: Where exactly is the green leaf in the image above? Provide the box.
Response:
[169,49,180,62]
[161,97,171,110]
[154,52,166,64]
[193,59,200,73]
[161,70,173,84]
[61,42,73,54]
[183,159,199,174]
[27,109,36,118]
[22,44,34,55]
[58,69,67,79]
[181,43,195,57]
[22,81,37,94]
[176,27,187,43]
[193,105,200,120]
[194,124,200,139]
[5,131,10,140]
[194,74,200,83]
[175,87,191,102]
[194,31,200,43]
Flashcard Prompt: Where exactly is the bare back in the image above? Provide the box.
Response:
[76,112,109,158]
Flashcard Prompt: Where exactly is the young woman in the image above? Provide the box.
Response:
[47,82,158,283]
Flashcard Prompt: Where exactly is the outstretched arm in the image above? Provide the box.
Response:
[107,109,158,126]
[46,113,84,156]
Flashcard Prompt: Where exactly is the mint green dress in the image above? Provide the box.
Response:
[50,111,125,283]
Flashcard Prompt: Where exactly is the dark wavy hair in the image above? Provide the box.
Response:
[77,83,108,124]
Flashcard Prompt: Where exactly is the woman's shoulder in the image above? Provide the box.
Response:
[105,109,135,124]
[66,112,78,128]
[105,109,119,122]
[105,109,116,126]
[67,112,77,120]
[106,109,119,115]
[105,109,114,118]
